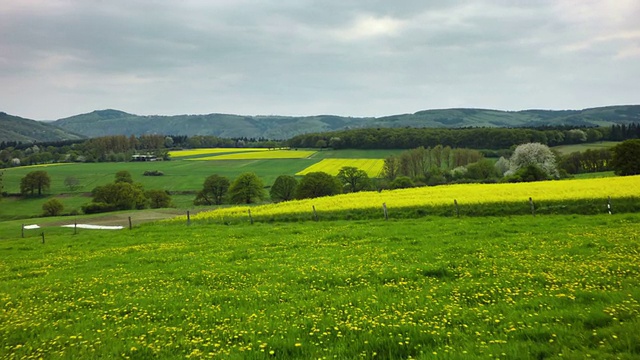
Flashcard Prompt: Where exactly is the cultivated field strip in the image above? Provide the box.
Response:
[186,175,640,222]
[296,158,384,177]
[168,148,269,158]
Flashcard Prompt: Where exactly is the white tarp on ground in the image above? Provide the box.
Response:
[61,224,124,230]
[23,225,40,229]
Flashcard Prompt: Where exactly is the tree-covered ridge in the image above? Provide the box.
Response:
[0,112,84,143]
[47,105,640,139]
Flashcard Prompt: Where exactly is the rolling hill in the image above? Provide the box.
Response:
[0,112,84,143]
[3,105,639,142]
[52,106,640,139]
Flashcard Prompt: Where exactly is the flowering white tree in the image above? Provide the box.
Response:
[494,156,510,176]
[506,143,559,178]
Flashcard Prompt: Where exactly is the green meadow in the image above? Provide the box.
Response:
[1,214,639,359]
[0,149,408,221]
[552,141,619,155]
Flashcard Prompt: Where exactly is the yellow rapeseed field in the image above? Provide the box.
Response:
[190,150,317,160]
[296,158,384,177]
[169,148,268,158]
[8,163,76,169]
[189,175,640,221]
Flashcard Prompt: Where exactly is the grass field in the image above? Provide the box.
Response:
[0,149,405,221]
[552,141,619,155]
[296,159,384,177]
[1,214,639,359]
[309,149,406,159]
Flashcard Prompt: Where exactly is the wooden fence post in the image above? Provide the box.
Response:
[187,210,191,226]
[74,220,77,235]
[21,224,25,238]
[248,209,254,225]
[529,197,535,217]
[454,199,459,218]
[312,206,319,222]
[608,196,612,215]
[41,232,45,244]
[128,216,132,230]
[383,203,388,221]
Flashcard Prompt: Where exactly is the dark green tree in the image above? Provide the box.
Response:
[269,175,298,202]
[42,198,64,216]
[296,172,341,199]
[146,189,172,209]
[91,182,147,210]
[115,170,133,184]
[390,176,414,189]
[20,170,51,196]
[504,164,549,183]
[465,159,499,180]
[611,139,640,175]
[194,174,231,205]
[337,166,371,193]
[229,173,265,204]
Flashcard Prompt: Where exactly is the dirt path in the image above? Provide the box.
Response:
[44,208,204,228]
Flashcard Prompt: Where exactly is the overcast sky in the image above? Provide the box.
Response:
[1,0,639,120]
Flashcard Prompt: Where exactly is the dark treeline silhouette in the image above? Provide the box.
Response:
[287,124,640,150]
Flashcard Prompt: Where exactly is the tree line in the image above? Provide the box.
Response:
[287,124,640,150]
[0,135,286,169]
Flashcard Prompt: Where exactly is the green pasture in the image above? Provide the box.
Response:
[552,141,619,155]
[310,149,406,159]
[1,214,639,359]
[0,149,405,220]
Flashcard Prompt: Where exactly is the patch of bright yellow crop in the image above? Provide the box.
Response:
[8,163,75,169]
[296,159,384,177]
[169,148,269,158]
[188,175,640,222]
[191,150,317,160]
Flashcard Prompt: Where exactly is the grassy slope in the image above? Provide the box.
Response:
[0,112,84,143]
[1,214,639,359]
[552,141,620,155]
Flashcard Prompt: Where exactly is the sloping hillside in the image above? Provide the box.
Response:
[0,112,84,143]
[38,105,640,140]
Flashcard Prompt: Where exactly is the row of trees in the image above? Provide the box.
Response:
[377,143,561,187]
[288,124,640,150]
[194,168,376,206]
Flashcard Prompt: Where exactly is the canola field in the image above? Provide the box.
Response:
[1,215,639,359]
[189,175,640,223]
[189,150,317,160]
[296,158,384,177]
[168,148,269,158]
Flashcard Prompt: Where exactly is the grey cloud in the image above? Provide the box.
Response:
[0,0,638,119]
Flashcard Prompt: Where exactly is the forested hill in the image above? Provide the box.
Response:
[51,106,640,139]
[0,112,84,143]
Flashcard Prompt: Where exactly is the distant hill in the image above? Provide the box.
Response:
[0,112,85,143]
[14,105,640,140]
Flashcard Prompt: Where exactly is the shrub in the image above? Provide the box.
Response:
[42,198,64,216]
[82,202,117,214]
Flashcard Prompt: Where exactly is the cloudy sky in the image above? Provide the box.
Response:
[1,0,639,120]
